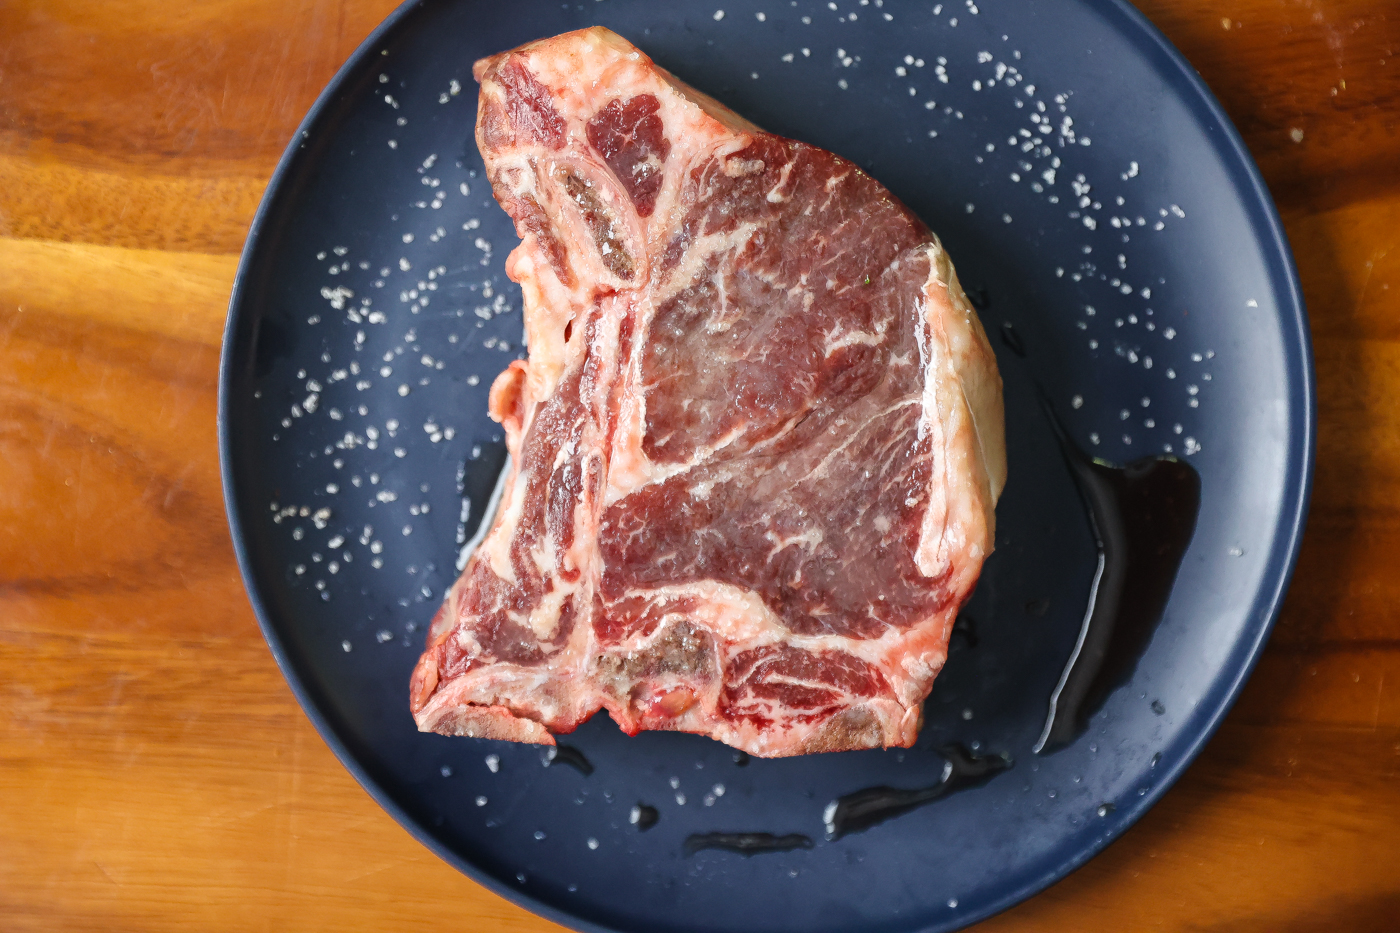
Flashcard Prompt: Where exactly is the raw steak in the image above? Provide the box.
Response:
[409,28,1006,757]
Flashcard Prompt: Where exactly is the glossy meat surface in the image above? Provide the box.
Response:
[410,28,1005,756]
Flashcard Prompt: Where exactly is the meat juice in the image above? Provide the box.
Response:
[1034,399,1201,753]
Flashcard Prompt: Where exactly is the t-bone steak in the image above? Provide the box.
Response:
[409,28,1006,757]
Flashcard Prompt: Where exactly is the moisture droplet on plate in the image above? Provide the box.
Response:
[629,804,659,830]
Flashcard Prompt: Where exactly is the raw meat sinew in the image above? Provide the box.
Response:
[409,28,1006,757]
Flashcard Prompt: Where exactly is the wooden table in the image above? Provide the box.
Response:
[2,1,1396,929]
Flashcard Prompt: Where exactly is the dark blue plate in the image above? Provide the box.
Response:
[218,0,1313,930]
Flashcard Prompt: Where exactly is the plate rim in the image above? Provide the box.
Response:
[216,1,1316,930]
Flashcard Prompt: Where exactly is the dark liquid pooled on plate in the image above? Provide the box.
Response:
[999,320,1026,358]
[543,744,594,775]
[1034,400,1202,753]
[823,745,1011,841]
[683,832,815,856]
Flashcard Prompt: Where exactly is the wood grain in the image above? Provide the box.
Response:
[1,1,1397,931]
